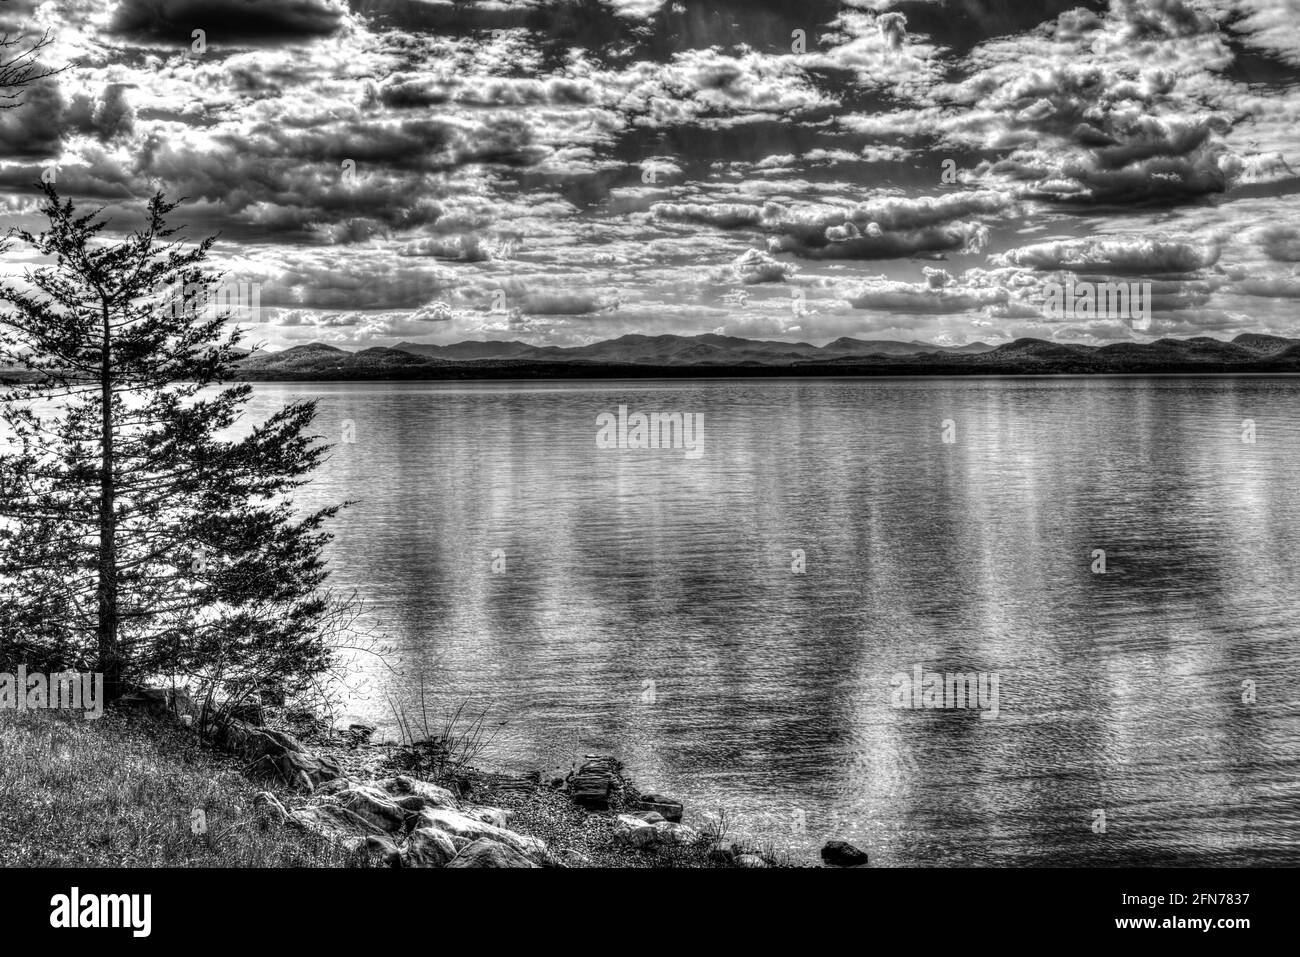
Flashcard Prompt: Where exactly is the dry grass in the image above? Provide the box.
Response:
[384,687,500,783]
[0,710,369,867]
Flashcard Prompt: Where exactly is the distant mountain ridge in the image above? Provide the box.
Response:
[388,333,998,365]
[227,333,1300,381]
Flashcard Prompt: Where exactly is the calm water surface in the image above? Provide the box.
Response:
[238,376,1300,866]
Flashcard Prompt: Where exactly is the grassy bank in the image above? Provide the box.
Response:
[0,711,366,867]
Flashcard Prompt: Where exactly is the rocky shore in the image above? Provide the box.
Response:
[116,688,869,869]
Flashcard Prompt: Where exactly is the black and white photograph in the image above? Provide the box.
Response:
[0,0,1295,935]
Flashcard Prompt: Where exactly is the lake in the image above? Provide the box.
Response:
[238,376,1300,866]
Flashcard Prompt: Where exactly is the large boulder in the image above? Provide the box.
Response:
[821,840,868,867]
[265,749,344,792]
[446,838,538,869]
[414,807,547,861]
[377,776,459,811]
[212,719,343,791]
[332,785,409,833]
[401,827,458,868]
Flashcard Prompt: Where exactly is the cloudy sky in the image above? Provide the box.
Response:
[2,0,1299,349]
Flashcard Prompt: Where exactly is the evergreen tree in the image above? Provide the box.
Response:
[0,184,349,709]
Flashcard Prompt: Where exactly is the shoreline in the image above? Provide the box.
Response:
[1,696,839,869]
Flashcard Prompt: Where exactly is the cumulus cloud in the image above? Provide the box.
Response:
[10,0,1299,348]
[994,238,1221,274]
[653,191,1012,261]
[845,267,1010,314]
[711,248,797,285]
[1255,225,1300,263]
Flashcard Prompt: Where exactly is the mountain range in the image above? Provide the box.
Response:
[224,333,1300,380]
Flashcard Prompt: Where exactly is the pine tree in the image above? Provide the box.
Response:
[0,184,350,708]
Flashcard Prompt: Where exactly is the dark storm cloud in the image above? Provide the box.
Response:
[109,0,348,42]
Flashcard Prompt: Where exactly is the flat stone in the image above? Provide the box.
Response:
[569,756,621,810]
[636,792,684,823]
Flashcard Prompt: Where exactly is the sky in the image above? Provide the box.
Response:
[1,0,1299,350]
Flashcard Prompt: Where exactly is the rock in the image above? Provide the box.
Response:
[264,749,344,792]
[652,821,699,845]
[556,849,593,868]
[401,827,458,868]
[446,838,538,869]
[345,723,376,745]
[257,727,309,755]
[332,785,408,833]
[569,755,621,810]
[821,840,868,867]
[414,807,547,861]
[212,719,341,791]
[312,777,354,797]
[115,688,168,713]
[487,771,540,796]
[613,814,697,849]
[290,804,385,842]
[707,841,738,864]
[172,688,197,721]
[613,814,660,848]
[631,810,666,824]
[636,792,684,823]
[117,687,194,719]
[734,853,769,868]
[378,776,458,810]
[362,834,401,867]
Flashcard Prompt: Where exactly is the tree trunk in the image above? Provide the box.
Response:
[96,298,120,702]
